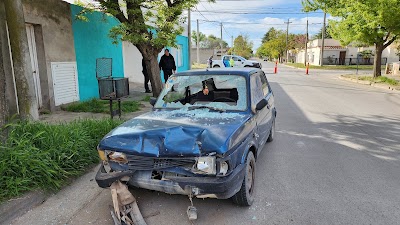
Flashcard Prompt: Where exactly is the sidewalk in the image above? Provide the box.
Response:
[40,82,153,123]
[0,82,153,224]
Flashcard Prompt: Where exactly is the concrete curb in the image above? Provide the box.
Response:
[339,75,400,92]
[0,191,47,224]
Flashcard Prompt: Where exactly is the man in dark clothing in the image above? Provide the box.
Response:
[142,58,151,93]
[159,49,176,83]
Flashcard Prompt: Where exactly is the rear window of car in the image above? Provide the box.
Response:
[155,75,248,111]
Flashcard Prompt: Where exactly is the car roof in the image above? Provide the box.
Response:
[174,68,262,78]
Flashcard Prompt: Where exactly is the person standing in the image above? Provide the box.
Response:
[229,57,235,67]
[159,49,176,83]
[207,55,213,68]
[142,58,151,93]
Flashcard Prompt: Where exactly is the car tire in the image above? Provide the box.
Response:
[213,65,220,68]
[267,119,275,142]
[232,151,256,206]
[244,65,251,67]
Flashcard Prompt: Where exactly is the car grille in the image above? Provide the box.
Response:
[126,154,196,170]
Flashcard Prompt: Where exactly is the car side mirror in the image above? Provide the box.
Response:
[150,97,157,106]
[256,99,268,111]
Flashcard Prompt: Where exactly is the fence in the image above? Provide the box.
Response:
[322,57,388,66]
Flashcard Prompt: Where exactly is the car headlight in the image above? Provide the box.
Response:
[97,149,107,161]
[105,150,128,164]
[194,156,216,175]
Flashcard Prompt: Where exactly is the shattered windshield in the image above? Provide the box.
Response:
[155,75,247,111]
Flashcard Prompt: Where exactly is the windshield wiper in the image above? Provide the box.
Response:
[188,105,226,112]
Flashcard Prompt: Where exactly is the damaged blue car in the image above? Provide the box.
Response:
[95,68,276,206]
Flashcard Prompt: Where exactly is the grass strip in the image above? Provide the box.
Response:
[288,63,384,70]
[61,98,141,113]
[0,119,122,202]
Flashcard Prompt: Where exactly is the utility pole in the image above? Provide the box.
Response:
[231,35,234,54]
[320,12,327,66]
[285,19,292,63]
[188,9,191,69]
[196,19,199,64]
[220,22,223,50]
[305,18,309,66]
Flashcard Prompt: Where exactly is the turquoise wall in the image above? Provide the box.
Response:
[70,5,124,101]
[160,35,190,82]
[176,35,190,72]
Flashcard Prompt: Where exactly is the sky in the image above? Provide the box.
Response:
[63,0,327,51]
[190,0,327,50]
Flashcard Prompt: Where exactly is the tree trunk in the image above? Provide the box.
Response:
[373,43,383,78]
[4,0,38,120]
[137,45,162,97]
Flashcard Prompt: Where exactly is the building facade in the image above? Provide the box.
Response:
[296,39,399,66]
[1,0,190,119]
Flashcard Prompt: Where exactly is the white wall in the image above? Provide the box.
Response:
[122,42,143,84]
[122,42,184,84]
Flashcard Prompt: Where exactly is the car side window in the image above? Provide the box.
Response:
[259,72,270,96]
[232,56,239,61]
[223,56,230,61]
[250,73,264,110]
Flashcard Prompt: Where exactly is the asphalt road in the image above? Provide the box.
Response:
[10,62,400,225]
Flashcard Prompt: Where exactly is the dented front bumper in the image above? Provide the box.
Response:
[95,162,246,199]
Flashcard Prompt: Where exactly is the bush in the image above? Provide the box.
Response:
[0,119,122,201]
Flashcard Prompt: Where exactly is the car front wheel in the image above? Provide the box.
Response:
[213,65,220,68]
[232,151,255,206]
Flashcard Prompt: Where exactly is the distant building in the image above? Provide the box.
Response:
[295,39,399,66]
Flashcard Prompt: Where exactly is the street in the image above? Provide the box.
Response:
[11,61,400,225]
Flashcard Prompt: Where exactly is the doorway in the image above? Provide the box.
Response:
[25,23,42,108]
[339,51,346,65]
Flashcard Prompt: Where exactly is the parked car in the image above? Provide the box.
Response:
[211,55,262,69]
[95,68,276,206]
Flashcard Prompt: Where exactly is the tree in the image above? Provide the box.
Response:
[203,34,228,49]
[303,0,400,77]
[191,30,206,47]
[257,30,286,61]
[230,35,253,59]
[80,0,214,96]
[312,24,332,40]
[289,34,307,50]
[262,28,278,43]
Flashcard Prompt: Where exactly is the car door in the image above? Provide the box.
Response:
[259,71,273,142]
[232,56,242,68]
[250,72,272,147]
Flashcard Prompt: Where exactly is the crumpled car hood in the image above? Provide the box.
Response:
[99,110,250,157]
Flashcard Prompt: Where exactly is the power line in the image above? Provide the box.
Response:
[191,19,323,26]
[194,10,323,15]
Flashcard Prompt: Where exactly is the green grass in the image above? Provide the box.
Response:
[342,74,399,86]
[192,63,208,69]
[288,63,385,70]
[0,119,122,202]
[62,98,141,113]
[141,95,151,102]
